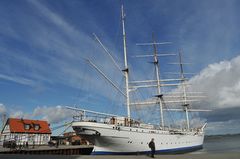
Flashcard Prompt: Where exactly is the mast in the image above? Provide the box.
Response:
[121,5,131,122]
[178,49,190,130]
[152,34,164,129]
[134,37,173,128]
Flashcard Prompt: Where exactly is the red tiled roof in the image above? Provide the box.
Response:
[8,118,51,134]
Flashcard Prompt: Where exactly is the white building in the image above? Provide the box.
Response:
[0,118,51,145]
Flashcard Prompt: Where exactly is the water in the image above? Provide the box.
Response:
[192,134,240,154]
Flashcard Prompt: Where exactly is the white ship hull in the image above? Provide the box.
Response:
[72,121,204,155]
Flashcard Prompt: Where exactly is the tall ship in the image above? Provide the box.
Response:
[67,5,209,155]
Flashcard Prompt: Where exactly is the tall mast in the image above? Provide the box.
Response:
[121,5,131,122]
[152,34,164,129]
[178,49,190,130]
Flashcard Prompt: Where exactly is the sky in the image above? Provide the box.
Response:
[0,0,240,135]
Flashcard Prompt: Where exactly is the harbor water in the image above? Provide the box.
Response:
[192,134,240,154]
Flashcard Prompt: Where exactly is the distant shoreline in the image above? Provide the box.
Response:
[205,133,240,138]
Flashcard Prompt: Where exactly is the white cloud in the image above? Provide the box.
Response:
[0,103,6,114]
[10,110,25,118]
[27,0,83,40]
[8,105,74,124]
[161,55,240,134]
[188,55,240,109]
[31,105,73,123]
[0,74,35,87]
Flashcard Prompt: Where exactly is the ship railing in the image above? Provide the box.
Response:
[68,107,201,132]
[72,114,143,127]
[72,114,203,135]
[73,114,109,123]
[67,106,145,127]
[72,114,173,133]
[72,114,203,134]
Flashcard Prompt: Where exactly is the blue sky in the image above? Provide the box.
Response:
[1,0,240,135]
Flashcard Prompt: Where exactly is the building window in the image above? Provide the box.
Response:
[34,124,40,131]
[24,124,30,130]
[28,135,34,142]
[43,135,49,141]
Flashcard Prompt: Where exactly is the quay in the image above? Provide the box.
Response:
[0,145,93,155]
[0,152,240,159]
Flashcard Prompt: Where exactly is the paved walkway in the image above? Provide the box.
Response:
[0,152,240,159]
[0,145,93,152]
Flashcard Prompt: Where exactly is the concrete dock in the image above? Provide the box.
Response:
[0,152,240,159]
[0,145,93,155]
[0,144,239,159]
